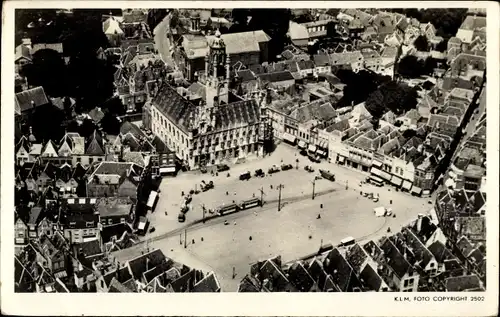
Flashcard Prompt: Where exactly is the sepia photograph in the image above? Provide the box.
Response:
[1,1,498,316]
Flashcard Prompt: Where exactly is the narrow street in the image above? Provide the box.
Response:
[153,13,175,67]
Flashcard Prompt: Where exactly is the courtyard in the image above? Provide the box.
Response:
[113,144,432,291]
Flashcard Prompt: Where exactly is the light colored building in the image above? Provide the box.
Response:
[150,31,271,169]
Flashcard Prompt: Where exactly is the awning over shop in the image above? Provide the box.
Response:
[402,180,412,190]
[298,140,306,149]
[390,176,403,187]
[371,167,391,180]
[308,144,317,153]
[372,160,383,168]
[160,166,176,173]
[411,186,422,195]
[317,149,327,157]
[282,132,296,144]
[369,175,385,183]
[338,155,346,163]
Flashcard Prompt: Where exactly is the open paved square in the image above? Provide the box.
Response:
[113,144,432,291]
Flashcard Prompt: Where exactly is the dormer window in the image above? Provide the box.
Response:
[86,221,94,228]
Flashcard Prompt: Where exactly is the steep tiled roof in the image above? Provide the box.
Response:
[127,249,167,281]
[257,71,295,83]
[192,272,221,292]
[292,99,338,123]
[324,248,362,291]
[380,238,411,279]
[360,264,384,291]
[85,131,105,156]
[445,274,482,291]
[15,87,49,113]
[207,30,270,55]
[213,99,260,132]
[345,243,370,274]
[152,83,197,133]
[287,262,315,292]
[427,241,455,263]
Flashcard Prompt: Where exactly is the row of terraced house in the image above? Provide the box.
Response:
[239,213,486,292]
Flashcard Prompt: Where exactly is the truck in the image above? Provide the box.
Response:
[239,171,251,181]
[281,164,293,171]
[319,169,335,181]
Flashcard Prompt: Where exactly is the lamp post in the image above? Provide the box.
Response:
[277,184,284,211]
[311,178,316,200]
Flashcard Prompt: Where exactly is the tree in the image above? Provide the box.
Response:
[335,69,391,108]
[435,39,448,52]
[397,55,436,79]
[23,49,68,97]
[403,129,417,139]
[365,81,418,119]
[413,35,429,52]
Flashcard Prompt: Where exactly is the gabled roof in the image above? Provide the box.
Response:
[445,274,482,291]
[151,83,197,134]
[206,30,270,55]
[192,272,221,292]
[257,71,295,83]
[324,248,362,291]
[287,262,315,291]
[427,241,455,263]
[360,263,385,291]
[380,238,411,279]
[40,140,58,157]
[15,44,32,62]
[85,130,105,156]
[108,277,132,292]
[88,107,105,123]
[15,87,49,114]
[127,249,167,281]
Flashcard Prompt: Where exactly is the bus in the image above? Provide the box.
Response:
[216,203,240,216]
[339,236,356,247]
[239,198,262,210]
[146,191,159,211]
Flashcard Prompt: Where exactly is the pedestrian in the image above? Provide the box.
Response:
[253,193,255,198]
[234,221,236,225]
[226,191,229,196]
[234,191,236,196]
[270,184,273,189]
[317,214,321,219]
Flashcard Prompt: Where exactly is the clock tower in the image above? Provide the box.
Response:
[205,29,230,108]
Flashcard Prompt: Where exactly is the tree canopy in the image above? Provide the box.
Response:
[393,9,468,39]
[365,81,418,119]
[22,49,68,97]
[334,69,391,108]
[413,35,429,52]
[397,55,438,79]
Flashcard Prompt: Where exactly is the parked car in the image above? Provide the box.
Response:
[201,180,214,191]
[268,165,280,174]
[254,169,265,177]
[149,227,156,233]
[281,164,293,171]
[304,165,314,172]
[217,164,230,172]
[200,166,208,174]
[239,171,251,181]
[178,213,186,222]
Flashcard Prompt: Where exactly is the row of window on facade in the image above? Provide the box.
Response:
[192,144,259,162]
